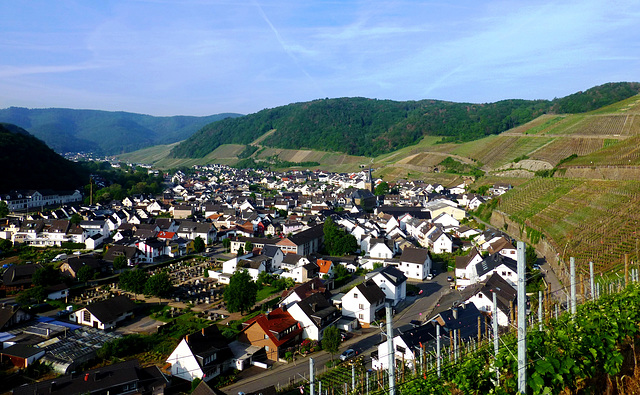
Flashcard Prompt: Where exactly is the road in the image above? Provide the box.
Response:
[221,271,453,395]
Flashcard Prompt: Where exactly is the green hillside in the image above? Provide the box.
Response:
[170,82,640,159]
[0,123,88,191]
[0,107,242,155]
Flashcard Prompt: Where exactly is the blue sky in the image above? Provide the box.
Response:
[1,0,638,116]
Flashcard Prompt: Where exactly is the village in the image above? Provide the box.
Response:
[0,164,539,395]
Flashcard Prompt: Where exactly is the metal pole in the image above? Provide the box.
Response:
[453,328,458,362]
[590,261,595,301]
[319,380,321,395]
[538,290,543,331]
[386,303,396,395]
[352,364,355,393]
[517,241,527,394]
[366,370,369,395]
[310,358,315,395]
[436,324,441,377]
[570,257,576,316]
[493,291,499,386]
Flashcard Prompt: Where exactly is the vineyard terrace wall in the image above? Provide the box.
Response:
[490,210,570,285]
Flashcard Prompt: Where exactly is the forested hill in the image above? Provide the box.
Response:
[0,123,88,191]
[171,82,640,158]
[0,107,242,155]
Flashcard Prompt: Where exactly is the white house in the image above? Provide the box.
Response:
[341,280,386,328]
[286,293,340,341]
[166,326,232,382]
[474,253,518,287]
[398,247,432,281]
[372,323,440,370]
[454,247,484,289]
[69,296,135,330]
[460,273,516,327]
[365,266,407,307]
[368,238,395,259]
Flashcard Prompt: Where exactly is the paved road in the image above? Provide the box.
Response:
[221,271,454,395]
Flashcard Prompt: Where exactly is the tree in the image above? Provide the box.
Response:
[222,238,231,252]
[0,201,8,218]
[374,181,389,196]
[193,236,205,253]
[113,255,128,271]
[526,245,538,269]
[244,241,254,253]
[119,269,149,296]
[0,238,12,255]
[70,213,83,225]
[32,264,60,287]
[223,269,257,314]
[144,272,173,297]
[237,246,244,256]
[322,326,341,359]
[16,286,47,305]
[77,265,95,283]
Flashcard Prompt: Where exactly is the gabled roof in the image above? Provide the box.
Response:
[2,263,42,286]
[84,295,136,324]
[434,303,485,340]
[295,293,338,328]
[283,224,324,246]
[475,253,517,278]
[184,325,232,369]
[400,247,430,264]
[366,266,407,287]
[242,308,302,347]
[281,278,329,301]
[487,237,516,254]
[353,280,385,305]
[261,244,282,258]
[460,273,517,314]
[397,322,438,350]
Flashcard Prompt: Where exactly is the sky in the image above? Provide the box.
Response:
[1,0,639,116]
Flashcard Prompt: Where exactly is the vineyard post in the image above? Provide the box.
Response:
[590,261,595,301]
[570,257,576,316]
[493,291,500,386]
[453,328,458,362]
[625,254,630,286]
[366,370,369,395]
[436,324,441,377]
[478,315,482,342]
[517,241,527,394]
[310,357,315,395]
[538,290,543,331]
[386,303,395,395]
[352,364,355,393]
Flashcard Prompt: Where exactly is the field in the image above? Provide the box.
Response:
[497,179,640,273]
[529,137,606,165]
[451,135,552,168]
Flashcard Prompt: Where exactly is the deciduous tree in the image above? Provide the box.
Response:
[223,269,257,314]
[322,326,341,359]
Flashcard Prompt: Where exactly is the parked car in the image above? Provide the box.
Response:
[426,273,434,280]
[339,349,356,361]
[447,276,454,282]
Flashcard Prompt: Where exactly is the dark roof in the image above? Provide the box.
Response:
[286,224,324,246]
[296,293,339,328]
[435,303,486,341]
[367,266,407,286]
[400,247,430,264]
[398,322,439,351]
[103,245,138,261]
[2,263,42,286]
[460,273,517,314]
[281,278,330,301]
[354,280,386,304]
[84,295,136,324]
[261,244,282,258]
[191,381,227,395]
[1,343,42,359]
[63,257,103,274]
[12,359,168,395]
[0,304,29,330]
[475,253,517,278]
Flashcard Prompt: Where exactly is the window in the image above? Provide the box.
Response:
[396,345,406,354]
[353,293,358,299]
[264,334,269,339]
[358,313,364,319]
[265,345,270,352]
[83,310,91,322]
[359,304,364,310]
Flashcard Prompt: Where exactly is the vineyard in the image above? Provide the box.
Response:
[567,134,640,166]
[451,136,552,169]
[496,178,640,273]
[529,137,607,165]
[507,114,566,135]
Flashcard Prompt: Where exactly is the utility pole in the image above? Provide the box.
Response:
[386,303,396,395]
[310,358,315,395]
[493,291,499,386]
[538,290,543,331]
[570,257,576,316]
[517,241,527,394]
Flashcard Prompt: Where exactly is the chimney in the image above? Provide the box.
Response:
[201,327,205,336]
[84,373,89,382]
[452,307,458,320]
[186,334,189,343]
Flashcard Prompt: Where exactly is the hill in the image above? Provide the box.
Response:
[0,107,242,155]
[0,123,88,191]
[170,82,640,159]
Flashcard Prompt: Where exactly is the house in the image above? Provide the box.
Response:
[136,237,166,263]
[315,258,335,279]
[368,238,395,259]
[429,302,487,344]
[103,245,141,266]
[365,266,407,307]
[0,304,32,330]
[262,245,284,270]
[13,359,168,395]
[398,247,432,281]
[455,247,484,289]
[238,308,303,362]
[1,263,42,292]
[286,293,340,341]
[173,204,194,219]
[70,295,136,330]
[341,280,386,327]
[425,226,454,253]
[59,257,104,279]
[460,273,516,327]
[276,224,324,255]
[280,278,331,309]
[166,326,232,382]
[1,344,45,368]
[487,237,517,259]
[372,322,440,370]
[474,253,518,287]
